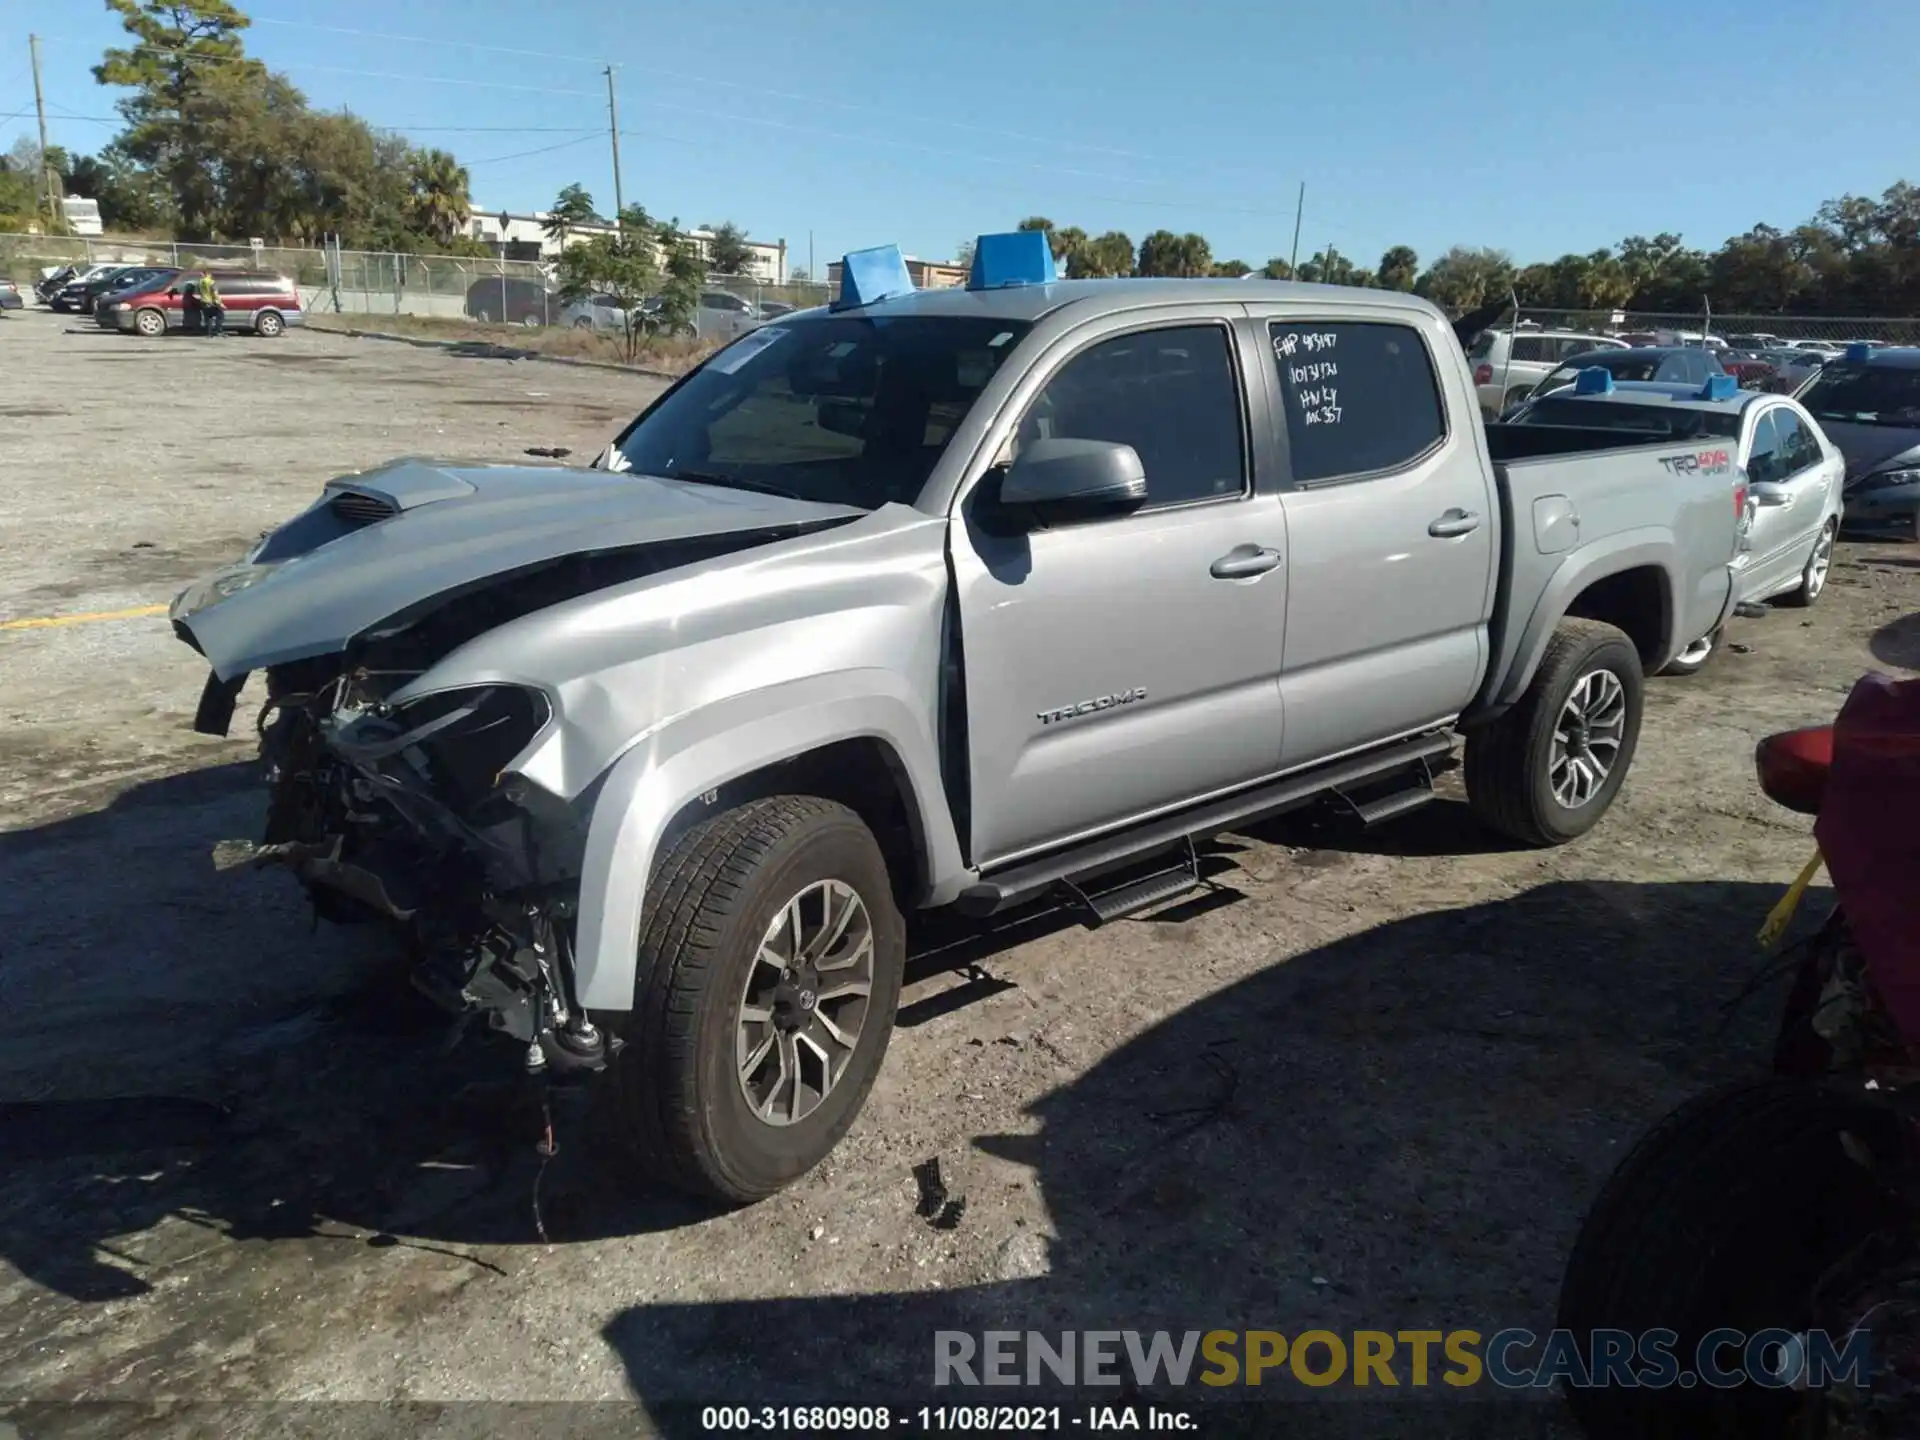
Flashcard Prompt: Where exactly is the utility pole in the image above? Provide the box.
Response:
[29,34,59,230]
[604,66,625,226]
[1288,181,1305,273]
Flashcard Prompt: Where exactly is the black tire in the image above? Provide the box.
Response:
[1466,617,1644,845]
[611,795,905,1204]
[1778,518,1838,608]
[1658,625,1722,677]
[254,309,285,337]
[133,307,166,338]
[1557,1078,1905,1440]
[473,307,492,323]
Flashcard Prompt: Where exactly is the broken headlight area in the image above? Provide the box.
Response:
[248,663,610,1080]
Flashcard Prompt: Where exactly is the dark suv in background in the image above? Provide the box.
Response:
[463,276,555,326]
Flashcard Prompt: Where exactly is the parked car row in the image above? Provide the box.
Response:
[31,262,304,337]
[462,276,796,339]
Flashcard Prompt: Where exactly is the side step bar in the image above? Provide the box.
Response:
[956,731,1455,918]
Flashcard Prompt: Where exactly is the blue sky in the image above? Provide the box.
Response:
[8,0,1920,273]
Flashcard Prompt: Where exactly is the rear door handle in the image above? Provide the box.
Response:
[1428,509,1481,538]
[1210,544,1284,579]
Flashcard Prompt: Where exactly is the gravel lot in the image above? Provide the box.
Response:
[5,304,1920,1437]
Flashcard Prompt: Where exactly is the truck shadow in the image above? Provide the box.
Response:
[1870,610,1920,670]
[597,878,1792,1435]
[0,752,1790,1359]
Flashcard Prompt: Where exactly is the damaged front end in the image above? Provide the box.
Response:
[247,654,613,1080]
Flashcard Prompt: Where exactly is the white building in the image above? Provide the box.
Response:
[465,207,787,282]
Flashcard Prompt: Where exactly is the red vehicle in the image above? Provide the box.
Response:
[99,268,305,337]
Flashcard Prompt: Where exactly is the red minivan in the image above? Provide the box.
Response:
[102,269,306,337]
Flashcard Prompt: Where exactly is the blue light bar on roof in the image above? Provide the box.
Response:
[1845,342,1872,362]
[968,231,1058,290]
[1699,373,1739,400]
[1573,366,1614,395]
[831,244,914,311]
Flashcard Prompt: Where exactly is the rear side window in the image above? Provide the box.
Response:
[1511,336,1549,363]
[1467,331,1495,360]
[1269,321,1446,483]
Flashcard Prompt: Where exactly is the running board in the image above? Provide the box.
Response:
[956,732,1455,918]
[1060,837,1204,926]
[1334,754,1438,827]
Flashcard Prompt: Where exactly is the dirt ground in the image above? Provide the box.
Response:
[5,304,1920,1437]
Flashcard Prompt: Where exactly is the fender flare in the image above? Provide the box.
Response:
[571,672,963,1011]
[1491,530,1681,709]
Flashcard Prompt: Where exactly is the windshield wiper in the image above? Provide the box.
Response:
[663,469,809,501]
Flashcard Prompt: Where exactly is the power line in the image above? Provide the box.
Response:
[465,133,602,167]
[245,15,1149,161]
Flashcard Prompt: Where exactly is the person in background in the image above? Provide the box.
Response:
[199,271,224,337]
[181,278,201,334]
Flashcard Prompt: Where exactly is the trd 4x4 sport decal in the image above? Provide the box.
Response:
[1657,449,1733,476]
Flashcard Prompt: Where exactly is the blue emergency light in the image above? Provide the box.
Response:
[831,244,915,311]
[1845,342,1872,362]
[1699,373,1739,400]
[967,231,1057,290]
[1573,366,1614,395]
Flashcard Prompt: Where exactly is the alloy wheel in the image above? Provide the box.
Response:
[735,879,876,1126]
[1550,668,1629,809]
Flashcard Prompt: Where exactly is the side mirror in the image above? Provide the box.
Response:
[1751,481,1792,508]
[995,437,1148,517]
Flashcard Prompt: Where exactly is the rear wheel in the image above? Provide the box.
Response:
[611,796,905,1203]
[133,307,166,337]
[254,309,285,338]
[1466,618,1644,845]
[472,306,492,323]
[1557,1078,1906,1439]
[573,316,594,330]
[1778,518,1837,607]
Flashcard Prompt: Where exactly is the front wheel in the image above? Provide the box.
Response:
[1778,519,1837,608]
[611,796,905,1203]
[572,316,594,330]
[1466,618,1644,845]
[133,307,166,337]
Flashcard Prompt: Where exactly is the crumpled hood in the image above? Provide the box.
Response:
[1819,420,1920,483]
[173,457,865,679]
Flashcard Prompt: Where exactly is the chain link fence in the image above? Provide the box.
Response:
[0,231,831,329]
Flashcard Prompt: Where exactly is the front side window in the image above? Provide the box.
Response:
[608,315,1030,510]
[1013,324,1246,508]
[1772,409,1822,473]
[1746,410,1783,483]
[1270,320,1445,482]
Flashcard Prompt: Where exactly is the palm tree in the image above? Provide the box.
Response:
[407,148,471,248]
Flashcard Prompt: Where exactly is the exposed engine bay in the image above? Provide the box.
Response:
[209,523,846,1083]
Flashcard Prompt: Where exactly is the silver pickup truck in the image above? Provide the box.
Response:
[170,236,1741,1202]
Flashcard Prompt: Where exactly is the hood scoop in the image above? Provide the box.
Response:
[331,490,400,527]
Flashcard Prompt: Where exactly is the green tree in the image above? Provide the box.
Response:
[1260,256,1293,280]
[543,183,599,248]
[94,0,266,237]
[1212,258,1252,277]
[953,238,975,270]
[704,220,754,275]
[1413,245,1516,313]
[1377,244,1419,291]
[1075,230,1135,278]
[1135,229,1182,276]
[556,204,663,361]
[407,148,471,248]
[65,145,175,230]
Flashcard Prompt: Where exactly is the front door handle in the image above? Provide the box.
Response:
[1428,509,1481,538]
[1210,544,1284,580]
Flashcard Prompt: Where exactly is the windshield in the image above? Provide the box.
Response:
[1797,363,1920,426]
[1511,396,1741,439]
[607,315,1032,509]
